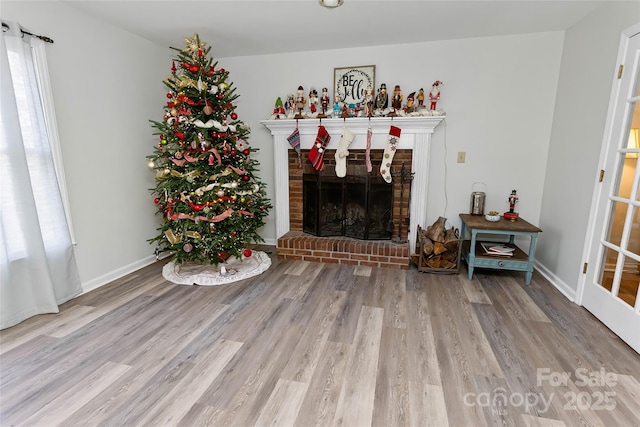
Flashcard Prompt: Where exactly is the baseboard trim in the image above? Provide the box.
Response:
[535,260,577,302]
[80,254,165,294]
[262,237,277,246]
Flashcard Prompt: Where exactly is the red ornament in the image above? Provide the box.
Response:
[154,197,160,204]
[230,232,236,237]
[217,94,223,100]
[230,150,237,156]
[243,248,252,258]
[243,149,250,156]
[198,48,203,56]
[231,113,238,120]
[189,65,200,73]
[166,93,172,99]
[242,175,250,182]
[171,214,178,220]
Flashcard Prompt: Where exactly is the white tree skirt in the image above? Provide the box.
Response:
[162,251,271,285]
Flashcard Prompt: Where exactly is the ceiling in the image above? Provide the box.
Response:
[63,0,609,58]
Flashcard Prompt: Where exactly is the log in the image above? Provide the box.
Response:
[422,237,434,256]
[426,216,446,242]
[444,227,459,252]
[433,241,447,255]
[426,256,441,268]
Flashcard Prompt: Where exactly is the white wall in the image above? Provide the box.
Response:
[537,1,640,298]
[2,1,169,290]
[221,32,564,243]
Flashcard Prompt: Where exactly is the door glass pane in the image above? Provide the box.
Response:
[616,158,635,199]
[599,246,620,293]
[606,201,627,247]
[627,205,640,255]
[619,254,639,307]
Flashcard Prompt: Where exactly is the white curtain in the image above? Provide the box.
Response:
[0,23,82,329]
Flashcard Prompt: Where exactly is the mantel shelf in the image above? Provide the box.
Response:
[260,116,445,136]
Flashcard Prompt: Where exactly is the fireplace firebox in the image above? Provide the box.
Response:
[303,172,393,240]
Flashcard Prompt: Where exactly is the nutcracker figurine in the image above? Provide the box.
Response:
[504,189,519,221]
[429,80,443,111]
[319,87,330,117]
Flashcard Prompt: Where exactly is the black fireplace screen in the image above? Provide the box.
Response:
[303,173,393,240]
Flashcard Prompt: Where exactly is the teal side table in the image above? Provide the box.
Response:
[459,213,542,285]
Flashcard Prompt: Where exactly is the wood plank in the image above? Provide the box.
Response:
[372,326,410,427]
[19,361,131,426]
[253,379,309,427]
[281,290,346,383]
[520,413,567,427]
[293,341,350,427]
[137,339,243,426]
[332,305,384,427]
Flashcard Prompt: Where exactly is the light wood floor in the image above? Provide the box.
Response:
[1,246,639,427]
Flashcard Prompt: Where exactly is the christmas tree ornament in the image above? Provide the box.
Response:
[183,243,193,253]
[380,126,402,183]
[286,125,302,167]
[183,34,206,59]
[334,127,355,178]
[243,248,252,258]
[231,113,238,120]
[308,125,331,171]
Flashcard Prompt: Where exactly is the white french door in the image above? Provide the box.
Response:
[582,25,640,353]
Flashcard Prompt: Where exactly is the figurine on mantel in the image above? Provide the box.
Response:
[429,80,443,111]
[504,189,519,221]
[271,97,286,119]
[363,85,374,117]
[294,86,306,118]
[333,95,341,117]
[391,85,403,112]
[308,88,318,115]
[417,88,425,108]
[375,83,389,111]
[319,87,330,117]
[285,94,295,118]
[406,92,415,113]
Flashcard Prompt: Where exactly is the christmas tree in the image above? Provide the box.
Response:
[147,34,271,265]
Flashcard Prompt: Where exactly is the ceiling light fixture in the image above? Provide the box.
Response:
[319,0,344,9]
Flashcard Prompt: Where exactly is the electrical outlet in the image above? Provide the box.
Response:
[457,151,466,163]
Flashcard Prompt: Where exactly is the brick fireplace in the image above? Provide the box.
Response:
[261,117,444,269]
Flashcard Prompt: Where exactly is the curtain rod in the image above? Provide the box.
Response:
[2,22,54,44]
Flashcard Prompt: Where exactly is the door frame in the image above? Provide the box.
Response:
[577,22,640,306]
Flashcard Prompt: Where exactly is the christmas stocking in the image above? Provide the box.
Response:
[334,127,355,178]
[380,125,401,183]
[287,126,301,167]
[365,125,373,173]
[308,125,331,171]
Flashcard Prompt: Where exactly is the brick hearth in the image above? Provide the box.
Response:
[277,231,410,269]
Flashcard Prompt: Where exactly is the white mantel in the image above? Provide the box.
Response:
[260,116,445,253]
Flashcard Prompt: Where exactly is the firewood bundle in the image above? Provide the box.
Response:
[413,217,460,271]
